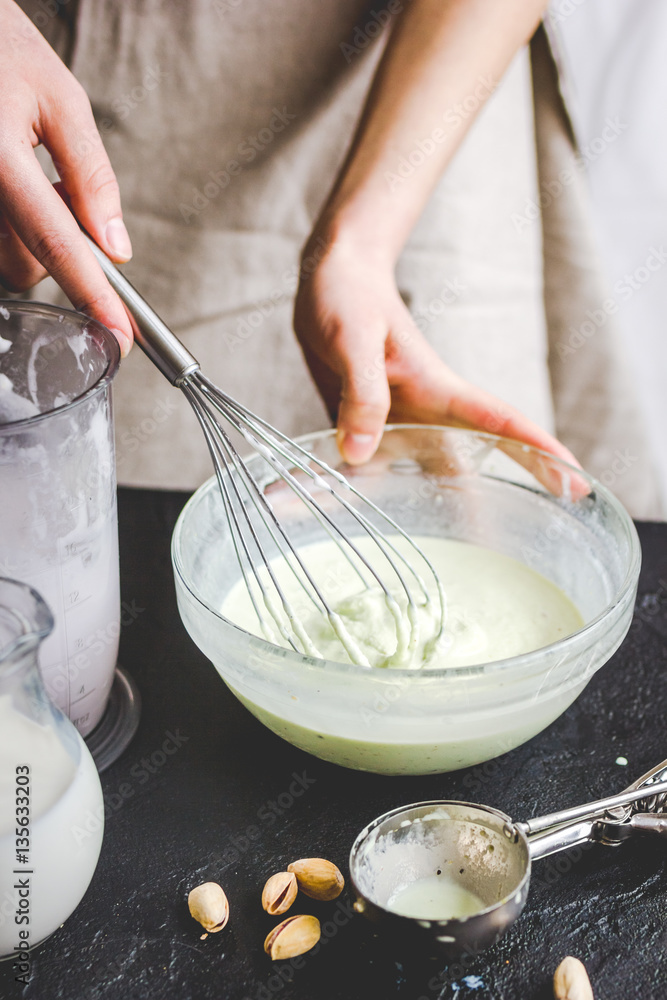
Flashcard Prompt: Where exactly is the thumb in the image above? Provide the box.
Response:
[336,342,391,465]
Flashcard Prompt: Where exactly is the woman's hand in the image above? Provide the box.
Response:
[0,0,134,353]
[293,0,573,477]
[294,232,580,471]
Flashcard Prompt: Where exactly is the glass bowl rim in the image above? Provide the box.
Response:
[171,425,641,683]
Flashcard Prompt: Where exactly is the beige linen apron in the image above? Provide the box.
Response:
[10,1,662,517]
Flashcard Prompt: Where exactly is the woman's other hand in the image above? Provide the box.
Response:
[294,230,580,472]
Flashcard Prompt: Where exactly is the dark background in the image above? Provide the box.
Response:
[2,491,666,1000]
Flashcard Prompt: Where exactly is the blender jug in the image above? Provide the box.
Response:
[0,577,104,959]
[0,301,139,767]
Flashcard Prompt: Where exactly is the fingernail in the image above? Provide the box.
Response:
[339,432,376,465]
[110,328,132,358]
[105,217,133,261]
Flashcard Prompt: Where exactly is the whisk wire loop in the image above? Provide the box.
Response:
[194,373,447,658]
[182,384,313,655]
[184,378,382,665]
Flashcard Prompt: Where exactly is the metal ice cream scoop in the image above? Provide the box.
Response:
[349,758,667,958]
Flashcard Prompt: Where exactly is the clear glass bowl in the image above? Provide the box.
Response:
[171,426,640,776]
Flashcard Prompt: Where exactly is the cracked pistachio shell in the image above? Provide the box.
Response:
[262,871,298,915]
[264,914,321,961]
[188,881,229,932]
[287,858,344,901]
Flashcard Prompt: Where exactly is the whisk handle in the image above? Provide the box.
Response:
[83,233,200,385]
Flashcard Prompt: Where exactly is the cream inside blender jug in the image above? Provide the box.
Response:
[0,302,121,736]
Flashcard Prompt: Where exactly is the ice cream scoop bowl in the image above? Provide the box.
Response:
[349,770,667,958]
[172,426,640,775]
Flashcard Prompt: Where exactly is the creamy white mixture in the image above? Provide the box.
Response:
[0,372,39,423]
[386,874,486,920]
[221,535,583,669]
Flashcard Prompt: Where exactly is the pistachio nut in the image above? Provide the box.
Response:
[287,858,344,901]
[264,914,321,961]
[188,881,229,932]
[553,957,594,1000]
[262,871,298,916]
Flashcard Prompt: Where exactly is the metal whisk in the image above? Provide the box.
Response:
[86,237,446,666]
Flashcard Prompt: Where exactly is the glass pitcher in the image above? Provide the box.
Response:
[0,578,104,961]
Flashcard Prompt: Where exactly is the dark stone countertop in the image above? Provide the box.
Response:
[2,491,667,1000]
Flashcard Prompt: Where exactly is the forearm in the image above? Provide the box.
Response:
[316,0,549,263]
